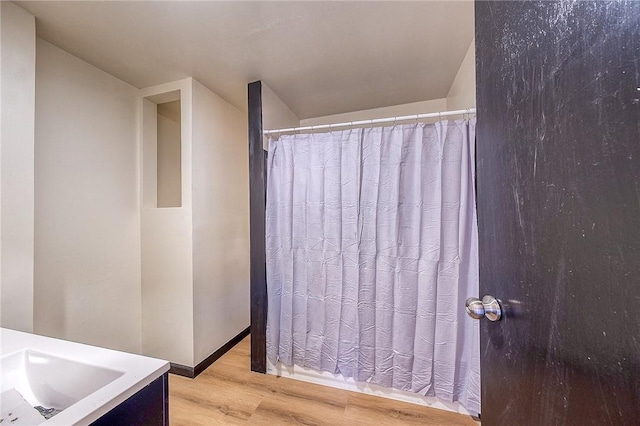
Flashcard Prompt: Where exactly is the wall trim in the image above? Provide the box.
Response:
[169,326,250,378]
[168,363,193,378]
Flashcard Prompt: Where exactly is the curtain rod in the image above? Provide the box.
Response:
[263,108,476,135]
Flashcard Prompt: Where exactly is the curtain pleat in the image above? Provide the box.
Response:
[266,120,480,415]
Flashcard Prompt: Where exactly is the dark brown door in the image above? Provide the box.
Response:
[476,2,640,424]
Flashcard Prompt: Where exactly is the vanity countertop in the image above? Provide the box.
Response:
[1,328,169,425]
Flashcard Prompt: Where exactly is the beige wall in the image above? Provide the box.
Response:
[446,40,476,110]
[192,79,249,365]
[261,83,300,149]
[262,83,300,131]
[140,208,194,364]
[140,78,194,366]
[140,78,249,367]
[1,2,36,333]
[34,39,142,352]
[300,98,448,127]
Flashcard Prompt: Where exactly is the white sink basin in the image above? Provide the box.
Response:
[1,350,124,412]
[1,329,169,425]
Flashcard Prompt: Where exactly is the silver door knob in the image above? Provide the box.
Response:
[465,297,486,319]
[465,295,502,321]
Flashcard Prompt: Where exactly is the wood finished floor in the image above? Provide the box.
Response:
[169,336,478,425]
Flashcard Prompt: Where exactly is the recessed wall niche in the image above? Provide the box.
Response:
[142,90,182,208]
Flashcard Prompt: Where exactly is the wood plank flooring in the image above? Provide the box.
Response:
[169,336,478,425]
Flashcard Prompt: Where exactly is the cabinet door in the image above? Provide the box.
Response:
[91,373,168,426]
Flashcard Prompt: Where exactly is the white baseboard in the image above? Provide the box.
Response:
[266,360,472,417]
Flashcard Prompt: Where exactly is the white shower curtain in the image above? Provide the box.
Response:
[266,119,480,415]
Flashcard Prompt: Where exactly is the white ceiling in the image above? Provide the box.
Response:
[16,1,474,119]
